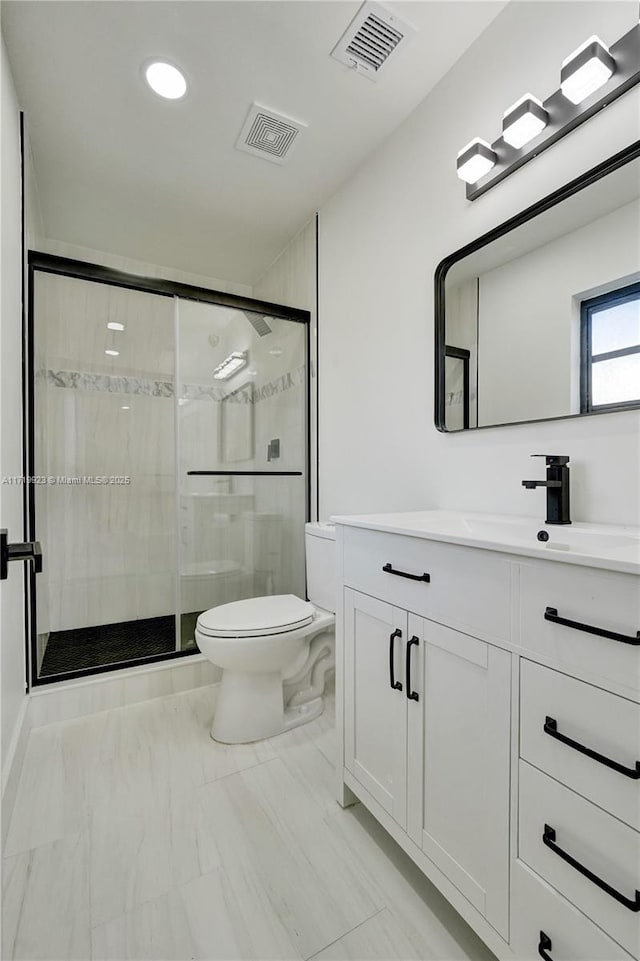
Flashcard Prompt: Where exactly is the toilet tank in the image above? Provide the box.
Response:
[304,522,336,613]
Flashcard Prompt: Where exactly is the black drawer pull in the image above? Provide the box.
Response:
[538,931,553,961]
[406,635,419,702]
[544,607,640,646]
[383,563,430,583]
[544,716,640,779]
[389,629,402,692]
[542,824,640,912]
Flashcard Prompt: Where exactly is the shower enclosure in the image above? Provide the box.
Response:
[28,255,309,684]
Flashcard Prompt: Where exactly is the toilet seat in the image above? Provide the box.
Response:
[197,594,315,638]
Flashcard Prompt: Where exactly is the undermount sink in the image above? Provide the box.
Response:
[330,510,640,574]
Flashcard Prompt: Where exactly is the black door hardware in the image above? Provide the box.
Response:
[538,931,553,961]
[544,606,640,646]
[542,824,640,912]
[522,454,571,525]
[382,564,430,583]
[1,529,42,581]
[406,636,419,702]
[389,629,402,691]
[544,716,640,779]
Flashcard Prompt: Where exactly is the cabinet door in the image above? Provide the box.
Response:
[344,589,408,829]
[407,619,511,939]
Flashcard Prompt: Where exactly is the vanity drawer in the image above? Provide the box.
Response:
[342,526,511,643]
[511,860,632,961]
[519,561,640,695]
[520,660,640,829]
[519,760,640,958]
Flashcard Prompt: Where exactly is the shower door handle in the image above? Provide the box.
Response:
[0,529,43,580]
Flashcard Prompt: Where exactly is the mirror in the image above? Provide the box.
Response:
[435,144,640,431]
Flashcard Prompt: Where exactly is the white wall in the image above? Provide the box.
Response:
[1,39,27,781]
[318,1,640,526]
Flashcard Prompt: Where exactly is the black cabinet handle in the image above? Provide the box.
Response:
[542,824,640,912]
[544,716,640,779]
[406,636,419,702]
[538,932,553,961]
[382,563,430,583]
[389,629,402,691]
[544,607,640,646]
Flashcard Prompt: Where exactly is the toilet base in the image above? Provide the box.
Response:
[210,669,324,744]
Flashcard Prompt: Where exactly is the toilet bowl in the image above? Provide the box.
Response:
[195,522,336,743]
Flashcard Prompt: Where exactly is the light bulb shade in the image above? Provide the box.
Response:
[502,95,548,149]
[560,37,615,105]
[456,138,497,185]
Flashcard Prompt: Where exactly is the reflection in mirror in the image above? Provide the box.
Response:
[438,146,640,431]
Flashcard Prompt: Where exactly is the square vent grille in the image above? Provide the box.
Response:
[331,1,415,81]
[235,104,307,165]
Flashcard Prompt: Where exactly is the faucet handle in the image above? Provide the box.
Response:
[531,455,570,467]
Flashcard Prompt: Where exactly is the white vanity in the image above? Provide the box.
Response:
[332,511,639,961]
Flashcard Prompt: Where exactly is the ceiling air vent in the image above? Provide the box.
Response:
[235,103,307,165]
[331,1,415,81]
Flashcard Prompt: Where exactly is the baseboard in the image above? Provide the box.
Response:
[2,695,32,850]
[28,654,220,728]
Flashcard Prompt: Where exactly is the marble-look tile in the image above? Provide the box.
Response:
[3,724,86,856]
[2,832,90,960]
[195,758,381,959]
[91,889,197,961]
[179,867,302,960]
[88,747,201,927]
[310,908,428,961]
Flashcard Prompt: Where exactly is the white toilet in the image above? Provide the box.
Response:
[195,522,336,743]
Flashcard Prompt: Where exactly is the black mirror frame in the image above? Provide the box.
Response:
[434,139,640,432]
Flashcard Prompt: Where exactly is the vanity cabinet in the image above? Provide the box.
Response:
[335,514,639,961]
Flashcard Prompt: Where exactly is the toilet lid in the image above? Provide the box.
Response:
[197,594,315,638]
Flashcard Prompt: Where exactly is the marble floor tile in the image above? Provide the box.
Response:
[2,831,91,960]
[3,724,87,856]
[194,758,381,959]
[91,889,197,961]
[310,908,426,961]
[3,680,496,961]
[179,866,302,960]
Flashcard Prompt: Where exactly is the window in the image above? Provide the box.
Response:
[580,281,640,413]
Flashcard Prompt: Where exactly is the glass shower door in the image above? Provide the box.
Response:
[176,298,308,649]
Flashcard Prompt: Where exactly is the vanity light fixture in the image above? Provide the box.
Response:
[121,406,131,410]
[502,94,548,149]
[107,322,125,332]
[560,36,615,104]
[144,61,187,100]
[213,350,248,380]
[105,349,119,357]
[458,21,639,201]
[456,139,497,185]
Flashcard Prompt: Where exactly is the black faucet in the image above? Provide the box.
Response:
[522,455,571,525]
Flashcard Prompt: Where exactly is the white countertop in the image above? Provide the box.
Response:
[330,510,640,575]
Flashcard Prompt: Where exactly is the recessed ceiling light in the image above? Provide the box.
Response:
[145,61,187,101]
[107,322,125,332]
[121,406,130,410]
[105,349,119,357]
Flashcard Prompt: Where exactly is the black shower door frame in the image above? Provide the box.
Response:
[25,251,311,687]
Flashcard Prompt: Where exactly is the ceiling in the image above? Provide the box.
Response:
[2,1,507,285]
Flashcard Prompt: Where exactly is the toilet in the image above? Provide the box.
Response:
[195,522,336,743]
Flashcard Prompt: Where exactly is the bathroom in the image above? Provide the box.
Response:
[1,1,638,959]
